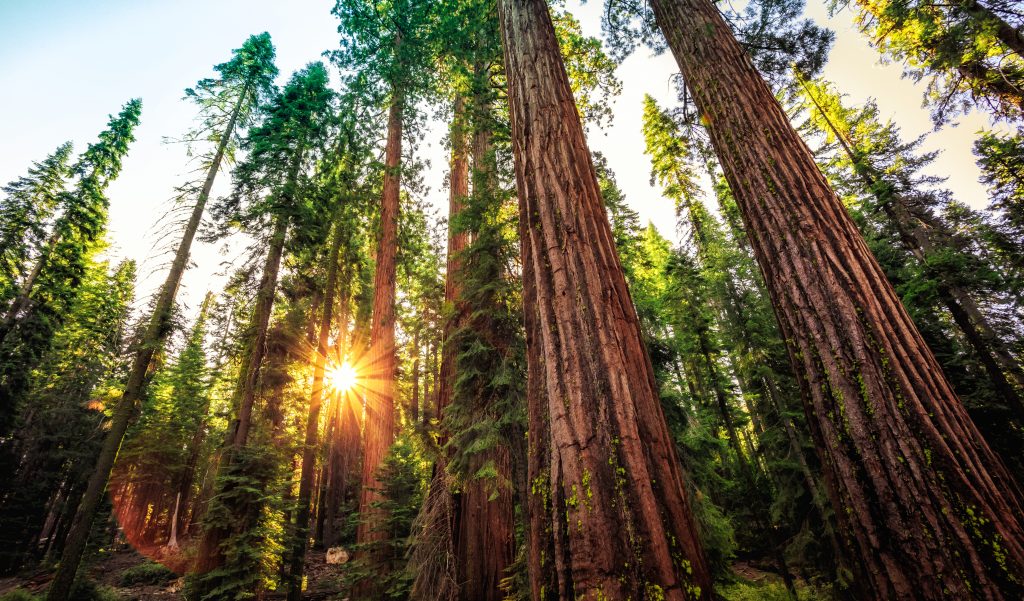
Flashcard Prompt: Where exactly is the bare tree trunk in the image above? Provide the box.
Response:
[651,0,1024,597]
[499,1,712,598]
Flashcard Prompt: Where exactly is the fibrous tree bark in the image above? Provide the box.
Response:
[356,90,403,550]
[650,0,1024,597]
[499,1,712,598]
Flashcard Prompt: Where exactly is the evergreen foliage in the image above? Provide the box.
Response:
[0,100,141,435]
[4,3,1024,601]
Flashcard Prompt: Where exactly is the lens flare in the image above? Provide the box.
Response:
[327,361,358,392]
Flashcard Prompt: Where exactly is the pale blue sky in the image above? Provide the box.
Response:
[0,0,1006,319]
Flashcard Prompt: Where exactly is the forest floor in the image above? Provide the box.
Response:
[0,549,818,600]
[0,547,344,601]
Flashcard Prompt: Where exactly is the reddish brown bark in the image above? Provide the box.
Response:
[356,90,403,549]
[651,0,1024,597]
[499,1,712,598]
[439,95,471,419]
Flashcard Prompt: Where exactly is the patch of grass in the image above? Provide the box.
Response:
[0,589,41,601]
[718,580,833,601]
[118,561,176,586]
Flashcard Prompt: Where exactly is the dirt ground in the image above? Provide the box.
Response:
[0,547,347,600]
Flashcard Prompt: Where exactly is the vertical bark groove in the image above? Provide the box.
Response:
[651,0,1024,597]
[499,1,712,598]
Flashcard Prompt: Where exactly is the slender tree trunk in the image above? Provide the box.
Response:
[651,0,1024,597]
[287,217,345,601]
[193,208,291,576]
[356,87,403,552]
[500,1,712,598]
[41,86,250,601]
[0,234,53,340]
[233,216,290,448]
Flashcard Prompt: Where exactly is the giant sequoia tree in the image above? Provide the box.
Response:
[330,0,436,557]
[641,0,1024,597]
[499,0,712,598]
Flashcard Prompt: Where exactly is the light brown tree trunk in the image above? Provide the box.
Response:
[499,1,712,598]
[287,216,345,601]
[651,0,1024,597]
[356,87,403,553]
[44,88,250,601]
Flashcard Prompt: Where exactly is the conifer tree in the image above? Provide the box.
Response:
[975,129,1024,259]
[0,143,73,308]
[0,100,141,439]
[45,36,278,601]
[0,256,135,574]
[188,62,334,598]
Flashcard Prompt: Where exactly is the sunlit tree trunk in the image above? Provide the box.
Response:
[499,1,712,598]
[287,216,346,601]
[651,0,1024,597]
[356,87,403,551]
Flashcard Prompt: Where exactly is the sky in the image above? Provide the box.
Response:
[0,0,1008,321]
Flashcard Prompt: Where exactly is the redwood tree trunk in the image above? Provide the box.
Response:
[499,1,712,598]
[356,89,403,551]
[651,0,1024,597]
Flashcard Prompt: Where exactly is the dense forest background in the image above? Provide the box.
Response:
[0,0,1022,600]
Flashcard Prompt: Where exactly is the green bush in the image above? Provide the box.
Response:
[0,589,41,601]
[67,579,121,601]
[119,561,176,586]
